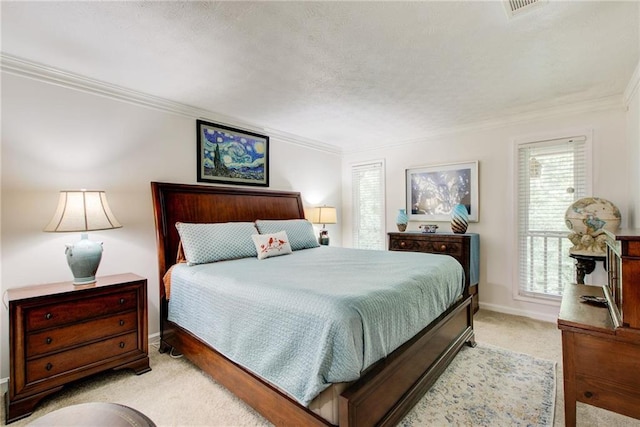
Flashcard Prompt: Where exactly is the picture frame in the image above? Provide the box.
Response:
[406,161,479,222]
[196,119,269,187]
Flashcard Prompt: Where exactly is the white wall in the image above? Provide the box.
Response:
[342,106,630,323]
[0,72,342,379]
[626,60,640,227]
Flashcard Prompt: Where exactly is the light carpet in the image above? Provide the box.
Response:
[3,342,555,426]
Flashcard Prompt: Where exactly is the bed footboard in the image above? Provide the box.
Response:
[339,295,474,426]
[159,294,473,427]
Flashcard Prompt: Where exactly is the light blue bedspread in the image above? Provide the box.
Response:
[168,246,463,406]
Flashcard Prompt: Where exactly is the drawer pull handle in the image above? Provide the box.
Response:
[399,241,406,248]
[45,363,53,371]
[119,320,125,326]
[440,244,447,251]
[45,337,52,345]
[119,298,125,304]
[45,313,53,320]
[119,342,126,349]
[584,391,593,398]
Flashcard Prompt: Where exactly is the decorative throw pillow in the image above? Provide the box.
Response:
[255,219,320,251]
[175,222,258,265]
[252,231,292,260]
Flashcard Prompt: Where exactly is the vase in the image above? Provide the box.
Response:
[450,204,469,234]
[396,208,408,232]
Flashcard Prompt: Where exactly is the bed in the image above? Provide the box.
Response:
[151,181,475,426]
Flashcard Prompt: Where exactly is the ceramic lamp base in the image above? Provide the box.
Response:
[66,233,103,285]
[318,229,330,246]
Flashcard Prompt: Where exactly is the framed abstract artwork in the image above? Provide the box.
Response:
[406,161,479,222]
[196,119,269,187]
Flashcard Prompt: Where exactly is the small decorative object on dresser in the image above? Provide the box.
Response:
[419,224,438,233]
[565,197,621,255]
[450,203,469,234]
[396,208,408,231]
[4,273,151,424]
[388,231,480,313]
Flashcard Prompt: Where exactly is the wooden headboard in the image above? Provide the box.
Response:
[150,181,305,298]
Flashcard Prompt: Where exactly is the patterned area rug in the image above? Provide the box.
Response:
[400,344,556,426]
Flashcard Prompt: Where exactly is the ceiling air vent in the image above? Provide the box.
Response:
[503,0,547,18]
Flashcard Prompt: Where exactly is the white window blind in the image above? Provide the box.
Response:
[516,136,589,299]
[352,160,385,250]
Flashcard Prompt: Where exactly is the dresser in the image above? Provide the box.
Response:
[388,232,480,313]
[557,229,640,426]
[5,273,151,424]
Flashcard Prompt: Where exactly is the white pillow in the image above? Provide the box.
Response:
[175,222,258,265]
[255,219,320,250]
[252,231,292,260]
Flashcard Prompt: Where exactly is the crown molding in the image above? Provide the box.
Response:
[2,52,628,157]
[345,94,625,154]
[0,53,341,156]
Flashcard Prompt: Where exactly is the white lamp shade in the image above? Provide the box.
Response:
[309,206,337,225]
[44,190,122,232]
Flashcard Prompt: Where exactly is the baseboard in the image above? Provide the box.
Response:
[479,302,558,324]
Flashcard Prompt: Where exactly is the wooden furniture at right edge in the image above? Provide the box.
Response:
[557,229,640,427]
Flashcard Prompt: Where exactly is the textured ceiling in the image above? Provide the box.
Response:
[1,1,639,152]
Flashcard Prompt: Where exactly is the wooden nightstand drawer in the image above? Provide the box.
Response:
[26,332,138,383]
[27,311,137,358]
[25,290,137,331]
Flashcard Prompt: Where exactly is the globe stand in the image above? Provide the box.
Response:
[569,253,606,284]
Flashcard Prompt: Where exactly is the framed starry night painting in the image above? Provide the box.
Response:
[196,120,269,187]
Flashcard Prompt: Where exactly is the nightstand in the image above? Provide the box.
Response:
[388,232,480,313]
[4,273,151,424]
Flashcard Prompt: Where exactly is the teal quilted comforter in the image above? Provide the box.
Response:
[168,246,463,406]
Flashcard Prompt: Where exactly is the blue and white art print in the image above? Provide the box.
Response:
[197,120,269,187]
[406,161,479,222]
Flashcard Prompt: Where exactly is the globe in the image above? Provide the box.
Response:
[565,197,621,255]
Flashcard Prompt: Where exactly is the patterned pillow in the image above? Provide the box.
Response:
[252,231,293,260]
[255,219,320,251]
[175,222,258,265]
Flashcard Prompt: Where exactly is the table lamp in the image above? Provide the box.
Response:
[44,190,122,285]
[310,206,337,245]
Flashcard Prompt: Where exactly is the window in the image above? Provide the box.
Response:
[515,135,590,300]
[352,160,385,250]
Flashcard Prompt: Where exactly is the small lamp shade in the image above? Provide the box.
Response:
[45,190,122,285]
[309,206,337,226]
[309,206,337,245]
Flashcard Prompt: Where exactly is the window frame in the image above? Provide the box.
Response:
[351,159,386,250]
[511,130,593,304]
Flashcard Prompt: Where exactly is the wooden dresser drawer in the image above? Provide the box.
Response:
[25,290,137,331]
[27,311,137,358]
[573,333,640,389]
[575,373,640,415]
[391,238,462,257]
[26,332,138,383]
